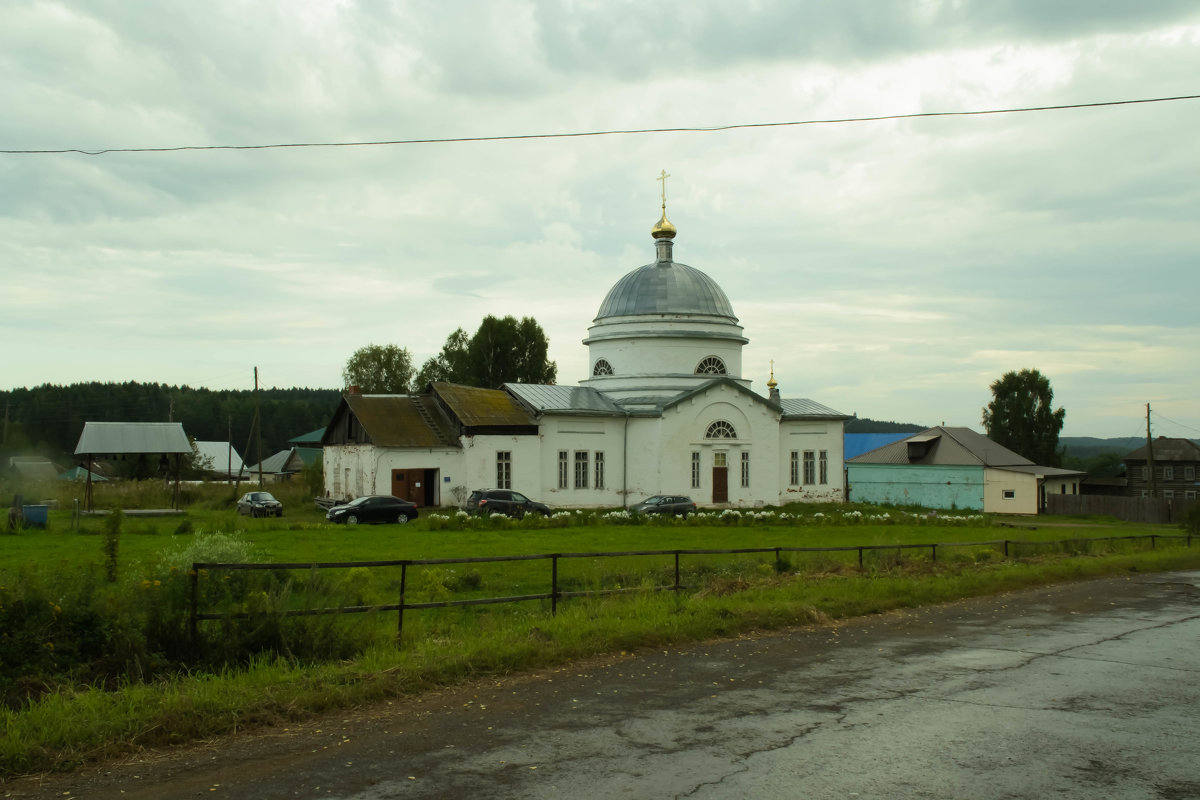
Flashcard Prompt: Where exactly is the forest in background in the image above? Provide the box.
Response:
[0,382,341,467]
[1,383,1162,478]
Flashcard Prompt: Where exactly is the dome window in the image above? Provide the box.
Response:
[705,420,737,439]
[592,359,614,376]
[696,356,727,375]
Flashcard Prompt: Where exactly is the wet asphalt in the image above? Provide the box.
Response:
[8,570,1199,799]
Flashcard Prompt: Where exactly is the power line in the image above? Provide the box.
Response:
[4,93,1199,157]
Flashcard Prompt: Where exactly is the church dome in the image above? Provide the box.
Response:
[595,260,737,320]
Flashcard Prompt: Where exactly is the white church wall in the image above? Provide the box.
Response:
[538,415,629,508]
[778,420,845,503]
[459,434,543,499]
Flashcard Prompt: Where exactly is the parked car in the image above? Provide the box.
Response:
[326,495,418,525]
[465,489,550,519]
[236,491,283,517]
[629,495,697,518]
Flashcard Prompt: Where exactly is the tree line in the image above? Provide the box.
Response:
[0,382,341,467]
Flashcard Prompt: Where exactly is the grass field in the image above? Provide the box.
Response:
[2,479,1197,777]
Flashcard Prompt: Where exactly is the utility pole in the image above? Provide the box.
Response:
[1146,403,1157,498]
[255,367,264,489]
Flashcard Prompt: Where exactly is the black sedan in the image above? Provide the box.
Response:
[629,495,697,518]
[236,491,283,517]
[326,495,418,525]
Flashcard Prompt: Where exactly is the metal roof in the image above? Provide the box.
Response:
[847,426,1034,467]
[595,260,737,320]
[193,441,244,475]
[289,427,326,446]
[504,383,624,415]
[75,422,192,455]
[779,397,850,419]
[844,433,912,460]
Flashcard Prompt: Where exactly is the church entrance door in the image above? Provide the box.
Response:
[712,453,728,504]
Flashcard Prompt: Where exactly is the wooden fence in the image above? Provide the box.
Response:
[1045,494,1196,523]
[189,533,1193,646]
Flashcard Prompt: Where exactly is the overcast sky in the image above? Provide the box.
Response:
[3,1,1199,439]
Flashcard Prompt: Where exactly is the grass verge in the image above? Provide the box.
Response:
[4,544,1199,778]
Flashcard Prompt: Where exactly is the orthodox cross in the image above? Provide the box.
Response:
[657,169,670,209]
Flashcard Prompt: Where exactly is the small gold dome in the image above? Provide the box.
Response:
[651,211,677,239]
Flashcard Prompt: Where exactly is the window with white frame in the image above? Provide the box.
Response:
[1163,490,1175,499]
[1186,490,1196,500]
[705,420,737,439]
[1186,466,1196,480]
[741,451,750,488]
[1164,466,1174,480]
[1003,489,1015,499]
[574,451,589,489]
[592,359,614,376]
[557,450,568,489]
[803,451,815,485]
[595,452,605,490]
[691,452,701,488]
[695,356,727,375]
[496,451,512,489]
[790,451,799,485]
[819,450,828,485]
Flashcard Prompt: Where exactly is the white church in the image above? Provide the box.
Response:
[321,194,849,510]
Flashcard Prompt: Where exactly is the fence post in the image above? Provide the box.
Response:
[774,547,782,573]
[674,552,681,592]
[188,563,199,647]
[551,555,558,616]
[931,544,937,563]
[858,547,863,568]
[1151,535,1157,550]
[1004,540,1010,558]
[397,562,407,646]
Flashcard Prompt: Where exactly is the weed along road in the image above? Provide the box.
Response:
[11,570,1200,799]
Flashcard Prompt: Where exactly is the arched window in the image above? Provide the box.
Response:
[695,356,727,375]
[592,359,614,376]
[705,420,737,439]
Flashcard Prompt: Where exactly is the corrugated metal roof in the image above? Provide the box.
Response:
[504,383,624,414]
[289,428,326,445]
[75,422,192,455]
[345,394,459,448]
[844,433,911,460]
[193,441,244,474]
[779,398,850,418]
[433,382,534,428]
[847,426,1034,467]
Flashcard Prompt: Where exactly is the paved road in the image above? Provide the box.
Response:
[9,570,1199,799]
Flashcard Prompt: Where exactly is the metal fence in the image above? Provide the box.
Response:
[189,533,1193,646]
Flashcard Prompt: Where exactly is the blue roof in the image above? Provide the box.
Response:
[843,433,912,460]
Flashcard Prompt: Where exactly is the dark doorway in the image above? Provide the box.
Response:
[712,467,728,504]
[391,468,438,507]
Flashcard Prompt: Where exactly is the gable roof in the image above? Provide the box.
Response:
[332,393,460,448]
[847,426,1034,467]
[661,378,781,414]
[289,428,326,446]
[75,422,192,455]
[193,441,244,475]
[1124,437,1200,462]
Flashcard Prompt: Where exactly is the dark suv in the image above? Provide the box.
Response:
[466,489,551,518]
